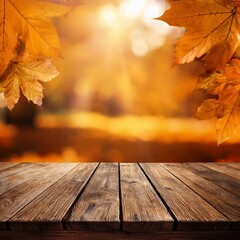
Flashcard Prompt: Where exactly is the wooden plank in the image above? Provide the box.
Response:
[203,163,240,181]
[0,162,32,179]
[0,163,58,195]
[0,162,19,171]
[186,163,240,197]
[0,230,240,240]
[120,163,173,232]
[140,163,229,231]
[161,163,240,230]
[0,163,78,230]
[9,163,98,231]
[224,163,240,170]
[67,163,119,231]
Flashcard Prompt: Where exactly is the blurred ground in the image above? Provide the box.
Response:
[0,113,240,163]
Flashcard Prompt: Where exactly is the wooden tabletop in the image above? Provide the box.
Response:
[0,162,239,233]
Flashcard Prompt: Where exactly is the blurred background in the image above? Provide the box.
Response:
[0,0,240,163]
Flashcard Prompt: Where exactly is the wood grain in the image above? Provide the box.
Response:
[186,163,240,197]
[202,163,240,181]
[140,163,229,231]
[120,163,173,232]
[0,162,31,179]
[0,162,239,237]
[9,163,98,231]
[0,163,58,195]
[0,163,78,230]
[0,162,19,171]
[161,163,240,230]
[67,163,119,231]
[224,163,240,170]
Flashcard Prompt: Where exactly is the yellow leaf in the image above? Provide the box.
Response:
[196,99,221,120]
[0,58,59,109]
[0,0,17,75]
[196,94,240,144]
[0,92,6,107]
[195,58,240,143]
[196,72,221,92]
[216,93,240,144]
[159,0,240,71]
[0,0,69,74]
[197,59,240,95]
[0,64,20,110]
[46,0,81,4]
[203,32,239,72]
[225,58,240,80]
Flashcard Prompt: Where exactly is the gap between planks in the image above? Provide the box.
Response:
[160,163,240,231]
[67,162,173,232]
[0,163,79,230]
[67,163,119,231]
[8,163,99,231]
[118,163,123,231]
[138,163,178,231]
[1,163,239,233]
[62,163,100,230]
[139,163,229,231]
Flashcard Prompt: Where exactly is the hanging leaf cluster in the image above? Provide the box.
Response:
[159,0,240,143]
[0,0,71,109]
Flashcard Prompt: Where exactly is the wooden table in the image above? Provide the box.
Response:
[0,162,239,240]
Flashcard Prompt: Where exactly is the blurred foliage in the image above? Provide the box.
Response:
[44,0,204,116]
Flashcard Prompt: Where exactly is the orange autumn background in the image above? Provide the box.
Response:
[0,0,240,163]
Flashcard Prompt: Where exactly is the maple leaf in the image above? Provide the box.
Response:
[197,58,240,94]
[47,0,81,4]
[216,93,240,144]
[196,94,240,144]
[0,92,6,107]
[0,56,59,110]
[196,58,240,143]
[0,0,69,75]
[159,0,240,72]
[196,99,222,120]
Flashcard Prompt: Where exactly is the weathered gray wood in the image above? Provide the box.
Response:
[0,162,32,179]
[120,163,173,232]
[161,163,240,230]
[9,163,98,231]
[0,162,19,171]
[140,163,229,231]
[67,163,119,231]
[0,231,239,240]
[0,163,78,230]
[203,163,240,181]
[186,163,240,197]
[0,163,58,195]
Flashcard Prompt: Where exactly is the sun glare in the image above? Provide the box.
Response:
[98,0,170,56]
[98,4,118,28]
[119,0,147,19]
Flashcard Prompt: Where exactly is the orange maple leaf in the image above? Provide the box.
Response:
[0,0,69,75]
[0,53,59,110]
[159,0,240,72]
[196,59,240,143]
